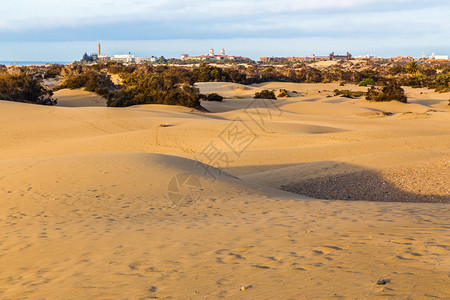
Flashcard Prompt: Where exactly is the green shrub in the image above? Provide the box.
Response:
[58,66,201,108]
[366,81,407,103]
[254,89,277,99]
[358,78,375,86]
[435,74,450,93]
[107,69,200,108]
[57,70,114,97]
[191,64,246,84]
[205,93,224,102]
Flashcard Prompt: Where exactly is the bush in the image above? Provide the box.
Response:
[205,93,224,102]
[434,74,450,93]
[56,65,200,108]
[358,78,375,86]
[333,89,366,98]
[44,64,64,78]
[191,64,246,84]
[107,68,200,108]
[0,73,56,105]
[277,89,290,97]
[57,70,115,97]
[0,93,12,100]
[366,81,407,103]
[389,65,405,75]
[254,89,277,99]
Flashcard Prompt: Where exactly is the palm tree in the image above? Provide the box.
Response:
[406,61,419,75]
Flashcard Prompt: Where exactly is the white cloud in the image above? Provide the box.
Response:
[0,0,449,60]
[2,0,447,31]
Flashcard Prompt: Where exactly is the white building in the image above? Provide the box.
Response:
[355,54,378,59]
[135,57,156,64]
[181,48,250,61]
[423,52,449,60]
[98,54,110,61]
[112,54,135,63]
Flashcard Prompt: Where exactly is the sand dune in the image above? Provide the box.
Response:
[0,82,449,298]
[54,89,107,107]
[0,153,449,299]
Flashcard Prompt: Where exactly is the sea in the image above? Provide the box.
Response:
[0,61,71,66]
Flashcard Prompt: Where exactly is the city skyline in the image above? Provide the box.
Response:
[1,0,449,61]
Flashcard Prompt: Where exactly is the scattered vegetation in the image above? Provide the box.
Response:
[333,89,366,98]
[366,81,407,103]
[254,89,277,99]
[108,67,200,108]
[53,65,200,108]
[56,70,115,97]
[0,73,56,105]
[277,89,290,97]
[3,59,449,108]
[358,78,375,86]
[433,74,450,93]
[62,60,450,93]
[44,64,64,79]
[191,64,246,84]
[202,93,224,102]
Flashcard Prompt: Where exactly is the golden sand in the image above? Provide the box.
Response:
[0,83,448,298]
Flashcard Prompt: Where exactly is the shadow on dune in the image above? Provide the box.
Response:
[200,98,291,113]
[301,97,323,102]
[277,162,449,204]
[409,99,444,106]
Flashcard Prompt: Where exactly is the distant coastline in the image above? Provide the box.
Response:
[0,61,71,66]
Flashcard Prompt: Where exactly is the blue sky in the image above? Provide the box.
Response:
[1,0,449,61]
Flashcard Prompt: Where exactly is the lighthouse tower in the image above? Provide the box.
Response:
[98,43,101,56]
